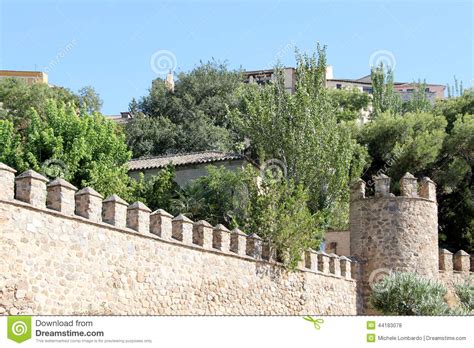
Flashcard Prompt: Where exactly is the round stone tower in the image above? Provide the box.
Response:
[349,173,438,313]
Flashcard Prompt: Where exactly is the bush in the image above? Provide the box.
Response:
[454,278,474,312]
[370,272,451,315]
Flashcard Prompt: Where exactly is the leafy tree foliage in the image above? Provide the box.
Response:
[232,45,367,230]
[171,165,320,268]
[129,166,179,213]
[327,87,370,122]
[0,99,132,199]
[126,61,244,156]
[78,86,103,113]
[370,64,401,118]
[0,77,78,126]
[401,80,432,114]
[360,112,447,182]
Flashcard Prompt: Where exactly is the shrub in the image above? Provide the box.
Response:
[454,278,474,312]
[370,272,451,315]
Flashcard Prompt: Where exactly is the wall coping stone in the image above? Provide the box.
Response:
[47,178,77,190]
[103,194,128,205]
[127,201,151,212]
[172,214,193,223]
[0,163,17,173]
[16,169,48,182]
[75,187,103,198]
[150,209,173,217]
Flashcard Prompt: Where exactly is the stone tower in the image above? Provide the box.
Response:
[349,173,438,312]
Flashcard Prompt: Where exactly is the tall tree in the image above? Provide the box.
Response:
[126,60,244,156]
[232,44,367,228]
[370,64,401,118]
[78,86,103,114]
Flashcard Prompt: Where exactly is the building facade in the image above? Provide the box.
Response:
[0,70,48,85]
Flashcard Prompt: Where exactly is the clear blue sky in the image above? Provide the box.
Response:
[1,0,473,114]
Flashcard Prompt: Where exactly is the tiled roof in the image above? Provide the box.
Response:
[128,151,244,171]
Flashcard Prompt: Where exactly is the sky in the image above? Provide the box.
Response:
[0,0,473,115]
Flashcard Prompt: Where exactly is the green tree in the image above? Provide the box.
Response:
[126,60,244,156]
[232,45,367,229]
[0,77,78,127]
[327,87,370,122]
[401,80,432,114]
[370,64,401,118]
[171,165,320,268]
[435,88,474,131]
[360,111,447,183]
[78,86,103,114]
[0,99,132,199]
[130,165,180,212]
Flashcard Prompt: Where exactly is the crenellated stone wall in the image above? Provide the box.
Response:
[0,163,472,316]
[349,173,472,313]
[0,163,357,315]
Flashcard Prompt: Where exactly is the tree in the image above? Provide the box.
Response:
[435,88,474,131]
[232,45,367,229]
[401,80,432,114]
[78,86,103,114]
[130,165,180,213]
[171,165,320,268]
[0,99,133,199]
[327,87,370,122]
[0,77,78,127]
[360,111,447,183]
[370,64,401,118]
[126,60,244,156]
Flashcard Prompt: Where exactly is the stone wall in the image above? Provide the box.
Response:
[1,162,472,316]
[350,174,439,313]
[0,163,357,315]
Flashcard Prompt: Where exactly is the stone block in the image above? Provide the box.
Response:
[102,194,128,228]
[230,228,246,255]
[246,233,263,259]
[0,162,16,200]
[172,214,193,244]
[15,170,48,208]
[150,209,173,240]
[46,178,77,215]
[127,201,151,234]
[213,224,231,252]
[75,187,103,222]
